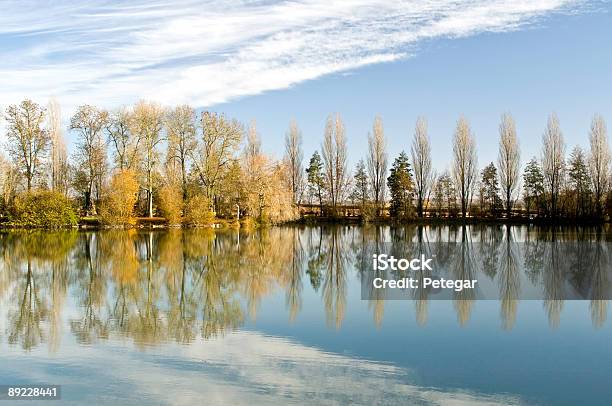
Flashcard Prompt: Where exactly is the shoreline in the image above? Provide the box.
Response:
[0,215,609,231]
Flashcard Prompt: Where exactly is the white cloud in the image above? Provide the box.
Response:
[0,0,583,112]
[1,329,523,405]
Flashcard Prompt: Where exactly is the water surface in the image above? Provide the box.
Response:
[1,225,611,405]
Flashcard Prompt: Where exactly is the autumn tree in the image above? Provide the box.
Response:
[284,119,304,204]
[588,114,609,217]
[497,113,520,218]
[71,105,109,214]
[367,116,387,216]
[452,117,478,218]
[131,100,165,217]
[100,169,139,225]
[217,159,244,218]
[158,184,183,224]
[191,111,242,205]
[106,107,140,170]
[306,151,325,214]
[166,105,196,199]
[411,116,434,218]
[387,151,414,218]
[322,114,349,212]
[541,113,566,218]
[5,100,50,191]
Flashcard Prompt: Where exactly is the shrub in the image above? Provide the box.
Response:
[11,191,78,228]
[158,184,183,225]
[183,194,215,226]
[99,170,139,225]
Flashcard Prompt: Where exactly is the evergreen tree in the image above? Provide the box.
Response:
[480,162,501,215]
[351,159,369,208]
[387,152,414,218]
[568,146,592,217]
[306,151,325,215]
[523,157,545,217]
[437,171,456,217]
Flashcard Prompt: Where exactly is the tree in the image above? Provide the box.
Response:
[322,113,349,212]
[387,151,414,218]
[367,116,387,216]
[217,159,244,218]
[588,114,609,217]
[166,105,196,200]
[158,184,183,224]
[5,100,50,191]
[131,100,165,217]
[438,171,456,216]
[541,113,565,218]
[432,175,444,216]
[191,111,242,205]
[306,151,325,214]
[0,155,19,209]
[47,98,69,194]
[523,157,545,217]
[411,116,433,218]
[351,159,369,209]
[452,117,478,218]
[100,169,139,225]
[498,113,520,218]
[567,146,591,218]
[106,107,140,170]
[71,105,109,214]
[284,119,304,204]
[480,162,501,216]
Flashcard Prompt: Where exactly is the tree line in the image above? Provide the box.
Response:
[305,112,610,222]
[1,98,610,225]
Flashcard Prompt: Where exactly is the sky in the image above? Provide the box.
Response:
[0,0,610,170]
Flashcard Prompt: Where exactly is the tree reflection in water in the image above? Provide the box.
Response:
[0,225,610,351]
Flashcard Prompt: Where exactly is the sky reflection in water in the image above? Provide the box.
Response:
[0,225,611,405]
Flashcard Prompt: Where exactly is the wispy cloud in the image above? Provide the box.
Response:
[0,0,583,110]
[1,329,523,405]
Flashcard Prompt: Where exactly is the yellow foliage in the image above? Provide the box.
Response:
[158,184,183,225]
[183,193,215,226]
[100,169,139,225]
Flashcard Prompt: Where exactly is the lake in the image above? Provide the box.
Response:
[1,225,611,405]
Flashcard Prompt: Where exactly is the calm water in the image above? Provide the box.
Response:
[1,225,611,405]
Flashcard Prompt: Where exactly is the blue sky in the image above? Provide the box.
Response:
[0,0,610,170]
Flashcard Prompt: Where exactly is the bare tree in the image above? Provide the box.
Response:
[0,155,19,207]
[284,119,304,204]
[411,116,433,218]
[70,105,109,214]
[47,98,68,193]
[497,113,520,218]
[322,114,349,212]
[191,111,243,203]
[541,113,566,218]
[452,117,478,218]
[106,107,140,170]
[243,120,261,174]
[588,114,609,217]
[166,105,196,199]
[131,100,165,217]
[4,99,50,191]
[367,116,388,216]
